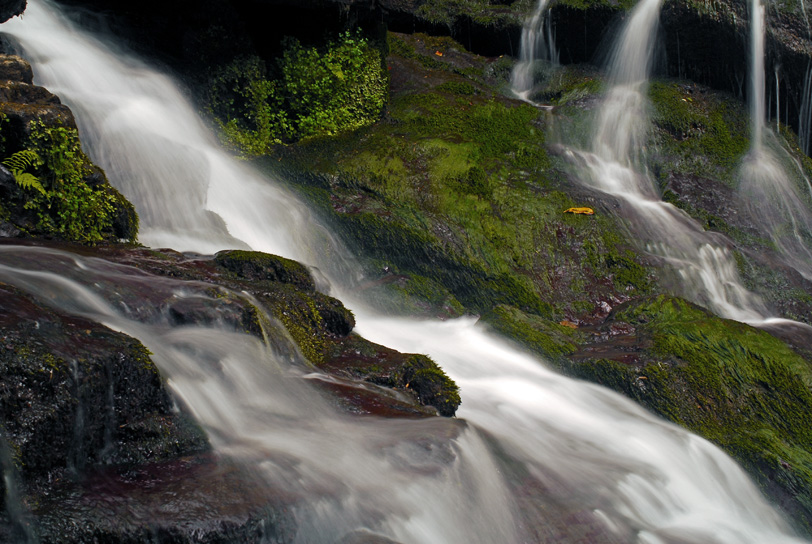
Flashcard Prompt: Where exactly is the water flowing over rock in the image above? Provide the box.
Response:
[2,0,812,542]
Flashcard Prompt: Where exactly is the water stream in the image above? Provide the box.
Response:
[737,0,812,281]
[563,0,772,323]
[510,0,558,102]
[2,0,811,542]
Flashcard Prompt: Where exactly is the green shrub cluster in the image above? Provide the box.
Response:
[208,30,387,155]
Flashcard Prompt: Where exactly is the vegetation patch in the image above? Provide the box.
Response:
[648,79,749,184]
[207,30,387,154]
[0,120,137,243]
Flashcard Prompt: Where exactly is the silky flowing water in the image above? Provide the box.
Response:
[1,0,810,542]
[562,0,774,324]
[510,0,558,102]
[737,0,812,281]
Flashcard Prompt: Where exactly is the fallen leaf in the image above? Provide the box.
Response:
[435,51,443,57]
[559,320,578,329]
[564,207,595,215]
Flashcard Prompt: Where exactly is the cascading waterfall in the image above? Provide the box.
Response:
[3,0,812,542]
[565,0,769,323]
[738,0,812,281]
[510,0,558,102]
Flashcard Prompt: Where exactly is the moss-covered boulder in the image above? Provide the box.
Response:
[272,33,654,326]
[209,249,460,415]
[215,249,316,291]
[0,55,139,243]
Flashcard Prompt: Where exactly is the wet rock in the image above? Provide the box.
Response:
[0,0,24,24]
[0,283,209,479]
[0,55,32,84]
[215,249,316,291]
[30,455,297,544]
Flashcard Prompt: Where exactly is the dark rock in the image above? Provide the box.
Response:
[0,282,209,479]
[0,55,32,84]
[0,0,24,24]
[30,455,297,544]
[215,249,316,291]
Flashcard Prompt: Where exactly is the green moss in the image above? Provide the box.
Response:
[571,295,812,532]
[398,355,460,416]
[214,249,315,291]
[483,304,577,363]
[436,81,479,96]
[648,80,749,183]
[1,122,136,243]
[275,35,654,322]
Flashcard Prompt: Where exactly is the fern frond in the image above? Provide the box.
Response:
[14,172,46,195]
[3,150,42,174]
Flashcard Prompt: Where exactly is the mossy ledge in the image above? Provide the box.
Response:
[569,295,812,534]
[211,249,461,417]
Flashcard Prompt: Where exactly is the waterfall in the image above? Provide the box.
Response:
[510,0,558,102]
[798,63,812,156]
[2,0,811,542]
[738,0,812,281]
[751,0,766,152]
[565,0,770,323]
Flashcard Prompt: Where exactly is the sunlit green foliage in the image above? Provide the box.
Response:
[208,30,387,154]
[2,149,45,194]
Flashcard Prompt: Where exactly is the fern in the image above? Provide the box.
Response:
[3,150,45,195]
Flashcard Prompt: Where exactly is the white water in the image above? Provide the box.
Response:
[2,1,811,542]
[510,0,558,102]
[738,0,812,281]
[565,0,769,323]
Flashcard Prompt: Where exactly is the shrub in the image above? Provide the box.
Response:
[208,30,388,154]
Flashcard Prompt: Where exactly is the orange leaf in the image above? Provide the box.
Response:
[559,320,578,329]
[564,207,594,215]
[435,51,443,57]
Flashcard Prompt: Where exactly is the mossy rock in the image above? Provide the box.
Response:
[569,295,812,534]
[214,249,316,291]
[273,34,654,327]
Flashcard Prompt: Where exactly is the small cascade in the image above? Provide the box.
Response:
[0,427,37,544]
[738,0,812,280]
[3,1,812,542]
[510,0,558,102]
[797,62,812,156]
[566,0,768,323]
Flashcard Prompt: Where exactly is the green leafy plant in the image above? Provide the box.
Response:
[27,122,118,242]
[279,30,387,140]
[2,150,45,195]
[207,30,388,154]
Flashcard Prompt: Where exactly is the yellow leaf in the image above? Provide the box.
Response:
[559,320,578,329]
[564,207,594,215]
[434,51,443,57]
